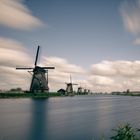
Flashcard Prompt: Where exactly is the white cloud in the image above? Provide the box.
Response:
[1,38,140,93]
[0,37,31,90]
[0,37,32,67]
[91,61,117,76]
[42,57,86,91]
[0,0,44,30]
[88,75,114,86]
[115,61,140,76]
[91,60,140,77]
[89,60,140,92]
[0,66,31,90]
[43,57,85,74]
[0,42,86,91]
[120,0,140,34]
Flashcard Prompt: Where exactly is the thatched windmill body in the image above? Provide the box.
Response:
[16,46,55,93]
[65,75,78,95]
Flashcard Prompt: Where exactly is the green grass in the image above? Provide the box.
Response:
[0,92,61,98]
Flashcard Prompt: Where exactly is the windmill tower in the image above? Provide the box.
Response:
[16,46,55,93]
[77,87,83,95]
[65,75,78,95]
[77,82,83,95]
[84,89,87,95]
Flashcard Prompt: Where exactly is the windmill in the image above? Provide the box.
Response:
[16,46,55,93]
[77,82,83,95]
[77,87,83,95]
[84,89,87,95]
[65,75,78,95]
[83,89,90,95]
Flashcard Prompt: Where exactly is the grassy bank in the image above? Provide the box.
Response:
[0,92,61,98]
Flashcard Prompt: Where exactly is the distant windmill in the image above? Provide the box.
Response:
[65,75,78,95]
[77,82,83,95]
[16,46,55,93]
[84,89,87,94]
[87,89,91,94]
[83,88,90,95]
[77,87,83,94]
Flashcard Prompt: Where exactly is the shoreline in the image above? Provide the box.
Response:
[0,92,61,99]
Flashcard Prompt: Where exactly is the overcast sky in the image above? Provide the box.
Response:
[1,0,140,92]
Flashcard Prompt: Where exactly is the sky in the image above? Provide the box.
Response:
[1,0,140,92]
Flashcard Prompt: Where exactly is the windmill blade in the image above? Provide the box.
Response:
[16,67,33,70]
[70,75,72,83]
[34,45,40,66]
[42,67,55,69]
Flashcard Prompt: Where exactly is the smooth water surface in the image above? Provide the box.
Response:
[0,95,140,140]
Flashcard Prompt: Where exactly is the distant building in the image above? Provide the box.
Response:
[9,88,24,93]
[57,89,66,95]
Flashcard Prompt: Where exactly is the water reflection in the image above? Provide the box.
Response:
[28,98,48,140]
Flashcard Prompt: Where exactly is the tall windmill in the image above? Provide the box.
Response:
[65,75,78,95]
[16,46,55,93]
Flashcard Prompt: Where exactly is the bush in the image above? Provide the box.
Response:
[111,124,140,140]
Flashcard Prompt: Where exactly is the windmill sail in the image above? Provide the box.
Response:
[34,46,40,66]
[16,68,33,70]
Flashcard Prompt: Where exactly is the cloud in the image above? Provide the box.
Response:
[88,75,114,86]
[0,37,32,90]
[2,38,140,93]
[0,66,31,90]
[91,61,117,76]
[0,0,44,30]
[133,38,140,45]
[0,42,86,91]
[89,60,140,92]
[0,37,32,67]
[120,0,140,34]
[43,57,85,74]
[91,60,140,77]
[42,57,86,91]
[116,61,140,76]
